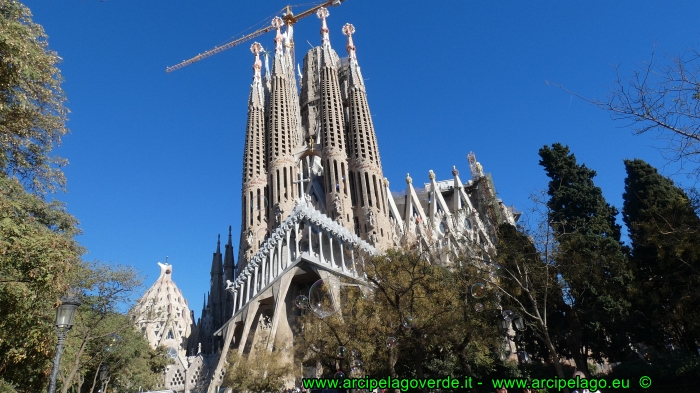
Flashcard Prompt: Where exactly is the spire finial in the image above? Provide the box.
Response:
[406,173,413,184]
[250,42,262,79]
[262,47,270,77]
[342,23,356,60]
[317,7,330,45]
[271,16,284,53]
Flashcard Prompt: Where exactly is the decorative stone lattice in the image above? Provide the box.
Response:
[170,369,184,387]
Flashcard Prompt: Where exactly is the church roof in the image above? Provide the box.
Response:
[133,262,193,358]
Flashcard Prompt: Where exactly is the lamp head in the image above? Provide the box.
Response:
[55,293,82,329]
[100,364,109,382]
[513,313,526,331]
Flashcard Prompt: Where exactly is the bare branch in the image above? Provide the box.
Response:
[551,48,700,177]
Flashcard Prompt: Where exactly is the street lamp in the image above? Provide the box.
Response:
[499,311,527,354]
[47,293,82,393]
[513,313,526,331]
[100,364,110,393]
[500,311,530,373]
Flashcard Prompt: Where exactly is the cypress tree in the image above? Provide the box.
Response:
[538,144,632,374]
[622,159,700,354]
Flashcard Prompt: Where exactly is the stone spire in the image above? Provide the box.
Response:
[283,20,303,148]
[343,24,390,248]
[210,234,222,274]
[266,17,298,230]
[240,42,269,271]
[224,226,235,280]
[208,235,224,350]
[223,226,235,321]
[318,8,331,59]
[316,8,354,232]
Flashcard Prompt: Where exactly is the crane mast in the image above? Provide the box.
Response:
[166,0,345,73]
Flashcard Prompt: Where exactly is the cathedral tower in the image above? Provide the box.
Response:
[342,24,391,248]
[316,8,354,232]
[208,236,224,337]
[240,43,268,268]
[266,17,299,229]
[223,226,236,321]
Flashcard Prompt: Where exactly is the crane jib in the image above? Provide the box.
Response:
[165,0,346,73]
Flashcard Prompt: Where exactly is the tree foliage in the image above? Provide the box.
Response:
[538,144,633,373]
[0,174,82,390]
[62,313,170,393]
[495,220,569,381]
[0,0,70,194]
[294,248,501,390]
[56,263,169,393]
[622,158,700,354]
[223,343,294,393]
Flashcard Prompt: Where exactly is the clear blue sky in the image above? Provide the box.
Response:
[22,0,700,313]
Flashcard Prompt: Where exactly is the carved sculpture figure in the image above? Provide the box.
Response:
[369,231,379,246]
[368,210,376,229]
[333,193,344,216]
[274,204,282,225]
[245,229,255,249]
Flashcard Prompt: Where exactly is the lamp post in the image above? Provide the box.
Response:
[500,311,529,370]
[99,364,109,393]
[47,294,82,393]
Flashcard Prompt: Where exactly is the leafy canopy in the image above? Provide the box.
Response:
[0,0,69,194]
[294,248,501,386]
[0,174,82,390]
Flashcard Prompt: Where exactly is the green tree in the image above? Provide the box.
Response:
[538,143,633,375]
[57,263,151,393]
[1,3,79,386]
[223,343,294,393]
[0,174,82,390]
[72,316,170,393]
[496,219,568,382]
[622,158,700,354]
[0,0,70,194]
[294,248,501,392]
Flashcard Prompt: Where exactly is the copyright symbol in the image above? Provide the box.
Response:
[639,376,652,389]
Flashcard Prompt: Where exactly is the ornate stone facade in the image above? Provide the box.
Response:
[146,7,518,392]
[133,263,215,393]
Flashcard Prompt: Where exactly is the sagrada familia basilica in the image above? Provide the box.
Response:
[132,6,518,392]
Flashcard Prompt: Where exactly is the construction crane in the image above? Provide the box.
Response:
[166,0,346,73]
